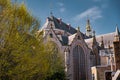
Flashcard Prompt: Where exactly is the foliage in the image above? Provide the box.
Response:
[0,0,65,80]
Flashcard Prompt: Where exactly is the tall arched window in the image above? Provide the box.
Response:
[73,45,86,80]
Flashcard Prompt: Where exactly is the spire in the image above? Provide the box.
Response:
[92,30,100,65]
[114,25,120,41]
[101,36,104,49]
[86,18,92,32]
[50,11,53,16]
[115,24,119,36]
[92,31,97,46]
[86,18,92,37]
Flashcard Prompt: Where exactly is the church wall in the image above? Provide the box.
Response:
[100,56,109,65]
[113,41,120,70]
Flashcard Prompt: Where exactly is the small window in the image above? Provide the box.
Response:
[78,36,80,39]
[49,33,53,38]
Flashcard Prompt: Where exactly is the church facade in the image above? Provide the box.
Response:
[39,15,120,80]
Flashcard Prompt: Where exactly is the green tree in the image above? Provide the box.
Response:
[0,0,65,80]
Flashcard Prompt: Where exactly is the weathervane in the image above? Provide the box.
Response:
[50,2,53,16]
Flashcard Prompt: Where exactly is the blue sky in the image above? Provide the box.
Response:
[15,0,120,35]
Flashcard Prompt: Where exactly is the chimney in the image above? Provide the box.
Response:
[67,23,71,30]
[58,18,62,24]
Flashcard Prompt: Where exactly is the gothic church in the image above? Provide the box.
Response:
[39,14,120,80]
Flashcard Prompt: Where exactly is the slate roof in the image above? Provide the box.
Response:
[85,32,115,49]
[42,16,77,34]
[41,15,120,47]
[57,35,68,45]
[41,16,90,37]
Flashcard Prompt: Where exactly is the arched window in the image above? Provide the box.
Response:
[73,45,86,80]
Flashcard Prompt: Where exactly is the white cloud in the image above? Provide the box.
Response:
[57,2,66,13]
[60,7,65,12]
[73,6,102,22]
[57,2,64,7]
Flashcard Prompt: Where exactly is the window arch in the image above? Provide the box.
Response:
[73,45,86,80]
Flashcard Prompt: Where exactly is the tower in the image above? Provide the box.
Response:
[86,18,92,37]
[113,26,120,70]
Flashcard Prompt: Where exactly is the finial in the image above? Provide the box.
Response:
[50,11,53,16]
[114,24,120,41]
[115,24,119,36]
[77,26,80,31]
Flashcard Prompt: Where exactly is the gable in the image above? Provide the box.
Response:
[44,28,62,47]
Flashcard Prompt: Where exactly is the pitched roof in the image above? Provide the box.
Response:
[41,16,77,34]
[68,31,88,45]
[115,25,120,36]
[68,33,77,45]
[57,35,68,45]
[85,32,115,49]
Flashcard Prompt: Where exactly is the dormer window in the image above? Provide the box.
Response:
[66,24,70,30]
[57,18,62,24]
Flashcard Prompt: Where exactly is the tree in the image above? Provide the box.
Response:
[0,0,65,80]
[44,42,65,80]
